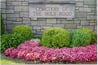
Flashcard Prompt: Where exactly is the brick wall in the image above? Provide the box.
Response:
[1,0,97,37]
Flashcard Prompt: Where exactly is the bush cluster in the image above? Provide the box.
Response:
[1,24,97,53]
[1,25,33,53]
[41,27,70,48]
[41,27,96,48]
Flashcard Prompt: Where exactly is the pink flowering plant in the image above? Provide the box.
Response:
[4,40,97,63]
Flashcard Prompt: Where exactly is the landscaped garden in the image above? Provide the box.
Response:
[0,16,97,64]
[0,11,97,64]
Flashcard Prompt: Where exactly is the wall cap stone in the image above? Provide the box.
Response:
[29,0,75,4]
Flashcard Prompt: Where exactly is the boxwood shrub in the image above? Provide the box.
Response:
[41,27,70,48]
[70,30,91,47]
[1,33,25,53]
[78,28,97,43]
[12,25,33,40]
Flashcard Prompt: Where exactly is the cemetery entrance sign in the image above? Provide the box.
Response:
[29,1,75,18]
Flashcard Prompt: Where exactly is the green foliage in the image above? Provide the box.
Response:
[41,27,70,48]
[78,28,97,43]
[12,25,33,40]
[70,30,91,47]
[69,30,77,46]
[0,14,5,35]
[1,33,25,53]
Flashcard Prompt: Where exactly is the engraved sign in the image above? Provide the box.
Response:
[29,4,75,18]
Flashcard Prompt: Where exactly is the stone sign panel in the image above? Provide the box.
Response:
[29,4,75,18]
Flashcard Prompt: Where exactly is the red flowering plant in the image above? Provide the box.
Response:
[4,40,97,63]
[4,47,14,56]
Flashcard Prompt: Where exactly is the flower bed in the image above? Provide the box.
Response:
[4,40,97,63]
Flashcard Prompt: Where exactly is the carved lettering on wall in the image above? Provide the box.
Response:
[29,4,75,18]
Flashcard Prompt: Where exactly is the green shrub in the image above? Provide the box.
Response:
[70,30,91,47]
[78,28,97,43]
[41,27,70,48]
[1,33,25,53]
[69,30,77,47]
[0,14,5,35]
[12,25,32,40]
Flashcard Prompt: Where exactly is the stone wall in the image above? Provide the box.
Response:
[1,0,97,37]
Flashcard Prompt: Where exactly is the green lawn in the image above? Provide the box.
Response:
[0,54,42,64]
[0,58,20,64]
[0,54,25,64]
